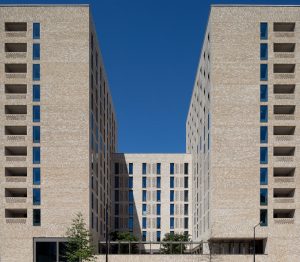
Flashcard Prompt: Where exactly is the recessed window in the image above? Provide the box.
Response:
[142,190,147,202]
[260,85,268,102]
[260,64,268,81]
[142,231,146,241]
[260,105,268,123]
[170,190,174,202]
[184,163,189,174]
[260,209,268,226]
[260,168,268,185]
[33,209,41,226]
[157,217,161,229]
[157,163,161,175]
[260,22,268,39]
[32,64,40,81]
[260,188,268,205]
[33,168,41,185]
[33,85,40,102]
[142,217,147,229]
[128,190,133,202]
[128,177,133,189]
[33,126,40,143]
[157,204,161,216]
[114,190,119,201]
[156,231,161,241]
[142,204,147,215]
[170,163,174,174]
[142,177,147,188]
[142,163,147,174]
[114,218,119,229]
[33,43,40,60]
[170,217,174,229]
[184,190,189,202]
[260,126,268,143]
[170,177,174,188]
[128,217,133,231]
[170,204,174,215]
[157,177,161,188]
[33,147,40,164]
[114,163,119,174]
[33,105,40,122]
[129,203,133,216]
[114,176,119,188]
[115,204,119,215]
[260,44,268,60]
[33,23,40,39]
[260,147,268,164]
[5,22,27,32]
[128,163,133,174]
[157,190,161,202]
[33,188,41,205]
[184,177,188,188]
[273,22,295,32]
[184,217,189,229]
[184,204,188,216]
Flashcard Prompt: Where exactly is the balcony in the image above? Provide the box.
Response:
[5,209,27,224]
[5,43,27,59]
[273,43,295,58]
[273,84,295,100]
[273,22,295,38]
[5,188,27,203]
[5,167,27,183]
[273,64,295,80]
[5,22,27,37]
[273,188,295,204]
[5,146,27,162]
[273,167,295,183]
[273,209,295,224]
[273,147,295,163]
[273,126,295,142]
[273,105,295,120]
[5,84,27,100]
[5,126,27,142]
[5,64,27,79]
[5,105,27,121]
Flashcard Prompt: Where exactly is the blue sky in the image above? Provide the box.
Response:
[4,0,300,153]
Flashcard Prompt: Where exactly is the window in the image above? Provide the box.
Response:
[260,43,268,60]
[260,85,268,102]
[129,204,133,216]
[170,163,174,174]
[260,64,268,81]
[260,22,268,40]
[142,217,147,229]
[157,177,161,188]
[128,217,133,231]
[260,168,268,185]
[114,218,119,229]
[157,217,161,229]
[157,190,161,202]
[155,163,161,175]
[157,204,161,216]
[33,147,40,164]
[184,204,188,215]
[33,105,40,122]
[128,177,133,189]
[33,126,40,143]
[114,163,119,174]
[33,43,40,60]
[260,126,268,143]
[33,188,41,205]
[129,190,133,202]
[260,209,268,226]
[142,204,147,215]
[33,23,40,39]
[184,177,188,188]
[33,209,41,226]
[115,204,119,215]
[260,147,268,164]
[170,204,174,215]
[184,217,189,229]
[170,190,174,202]
[170,177,174,188]
[33,85,40,102]
[33,167,41,185]
[260,105,268,123]
[114,190,119,201]
[142,177,147,188]
[129,163,133,174]
[142,163,147,174]
[184,190,189,202]
[142,190,147,202]
[260,188,268,205]
[142,231,147,241]
[157,231,161,241]
[184,163,189,174]
[114,176,119,188]
[170,217,174,229]
[33,64,40,81]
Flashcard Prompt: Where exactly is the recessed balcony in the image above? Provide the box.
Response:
[273,64,295,79]
[273,43,295,58]
[5,64,27,79]
[273,126,295,142]
[5,84,27,100]
[5,22,27,37]
[5,105,27,121]
[273,147,295,163]
[5,43,27,58]
[5,188,27,203]
[5,126,27,142]
[5,146,27,162]
[273,85,295,100]
[274,105,295,120]
[273,209,295,224]
[273,167,295,183]
[273,23,295,38]
[5,167,27,183]
[273,188,295,204]
[5,209,27,224]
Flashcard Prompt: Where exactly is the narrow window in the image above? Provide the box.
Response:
[260,147,268,164]
[260,189,268,205]
[157,163,161,175]
[260,22,268,40]
[260,43,268,60]
[184,204,188,215]
[142,177,147,188]
[33,64,40,81]
[128,163,133,174]
[170,190,174,202]
[129,204,133,216]
[157,217,161,229]
[33,105,40,122]
[114,218,119,229]
[142,217,147,229]
[142,190,147,202]
[260,168,268,185]
[184,190,188,202]
[33,167,41,185]
[260,209,268,226]
[128,177,133,189]
[170,163,174,174]
[33,23,40,39]
[184,218,189,229]
[260,105,268,123]
[157,190,161,202]
[170,177,174,188]
[114,176,119,188]
[260,85,268,102]
[33,85,40,101]
[128,217,133,231]
[260,126,268,143]
[184,177,188,188]
[260,64,268,81]
[33,126,40,143]
[170,204,174,215]
[142,163,147,174]
[33,147,40,164]
[128,190,133,202]
[33,188,41,205]
[115,204,119,215]
[157,177,161,188]
[156,204,161,216]
[114,190,119,201]
[33,43,40,60]
[170,217,174,229]
[156,231,161,241]
[33,209,41,226]
[142,204,147,215]
[114,163,119,174]
[184,163,189,174]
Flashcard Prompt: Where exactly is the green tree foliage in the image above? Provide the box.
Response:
[110,231,138,254]
[65,213,95,262]
[160,233,190,254]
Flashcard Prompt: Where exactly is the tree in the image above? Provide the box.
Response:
[110,231,138,254]
[160,233,190,254]
[65,213,95,262]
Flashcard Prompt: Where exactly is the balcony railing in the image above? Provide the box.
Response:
[5,114,26,121]
[274,114,295,121]
[5,31,26,37]
[6,218,26,224]
[5,197,27,203]
[274,177,295,183]
[5,177,27,183]
[5,52,27,59]
[274,135,294,142]
[273,156,294,162]
[274,52,295,59]
[274,73,295,80]
[5,73,26,79]
[5,156,26,162]
[5,94,26,100]
[273,32,295,38]
[273,198,294,204]
[6,135,26,142]
[274,218,294,224]
[274,94,295,100]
